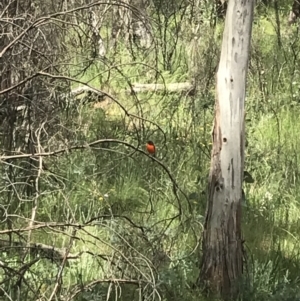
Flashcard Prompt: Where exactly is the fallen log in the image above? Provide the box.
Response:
[70,86,105,98]
[128,82,195,94]
[70,82,195,99]
[0,239,79,263]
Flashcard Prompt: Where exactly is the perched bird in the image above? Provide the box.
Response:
[146,141,156,157]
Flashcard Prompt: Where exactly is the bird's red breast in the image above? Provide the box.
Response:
[146,141,156,156]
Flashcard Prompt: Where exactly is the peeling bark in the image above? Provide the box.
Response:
[199,0,254,299]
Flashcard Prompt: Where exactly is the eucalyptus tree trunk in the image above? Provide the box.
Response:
[199,0,254,299]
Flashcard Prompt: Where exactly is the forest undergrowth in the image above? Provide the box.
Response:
[2,2,300,301]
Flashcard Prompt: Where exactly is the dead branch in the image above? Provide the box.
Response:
[0,239,79,263]
[67,278,144,301]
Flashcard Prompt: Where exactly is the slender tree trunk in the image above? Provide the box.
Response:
[198,0,254,299]
[288,0,300,25]
[274,0,281,47]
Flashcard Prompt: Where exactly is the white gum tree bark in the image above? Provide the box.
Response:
[199,0,254,299]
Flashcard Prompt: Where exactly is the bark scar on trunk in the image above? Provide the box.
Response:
[231,158,234,189]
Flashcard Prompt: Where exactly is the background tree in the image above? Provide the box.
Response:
[288,0,300,24]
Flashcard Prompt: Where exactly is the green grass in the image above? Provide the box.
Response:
[44,13,300,300]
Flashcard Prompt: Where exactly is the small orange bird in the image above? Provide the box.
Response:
[146,141,156,157]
